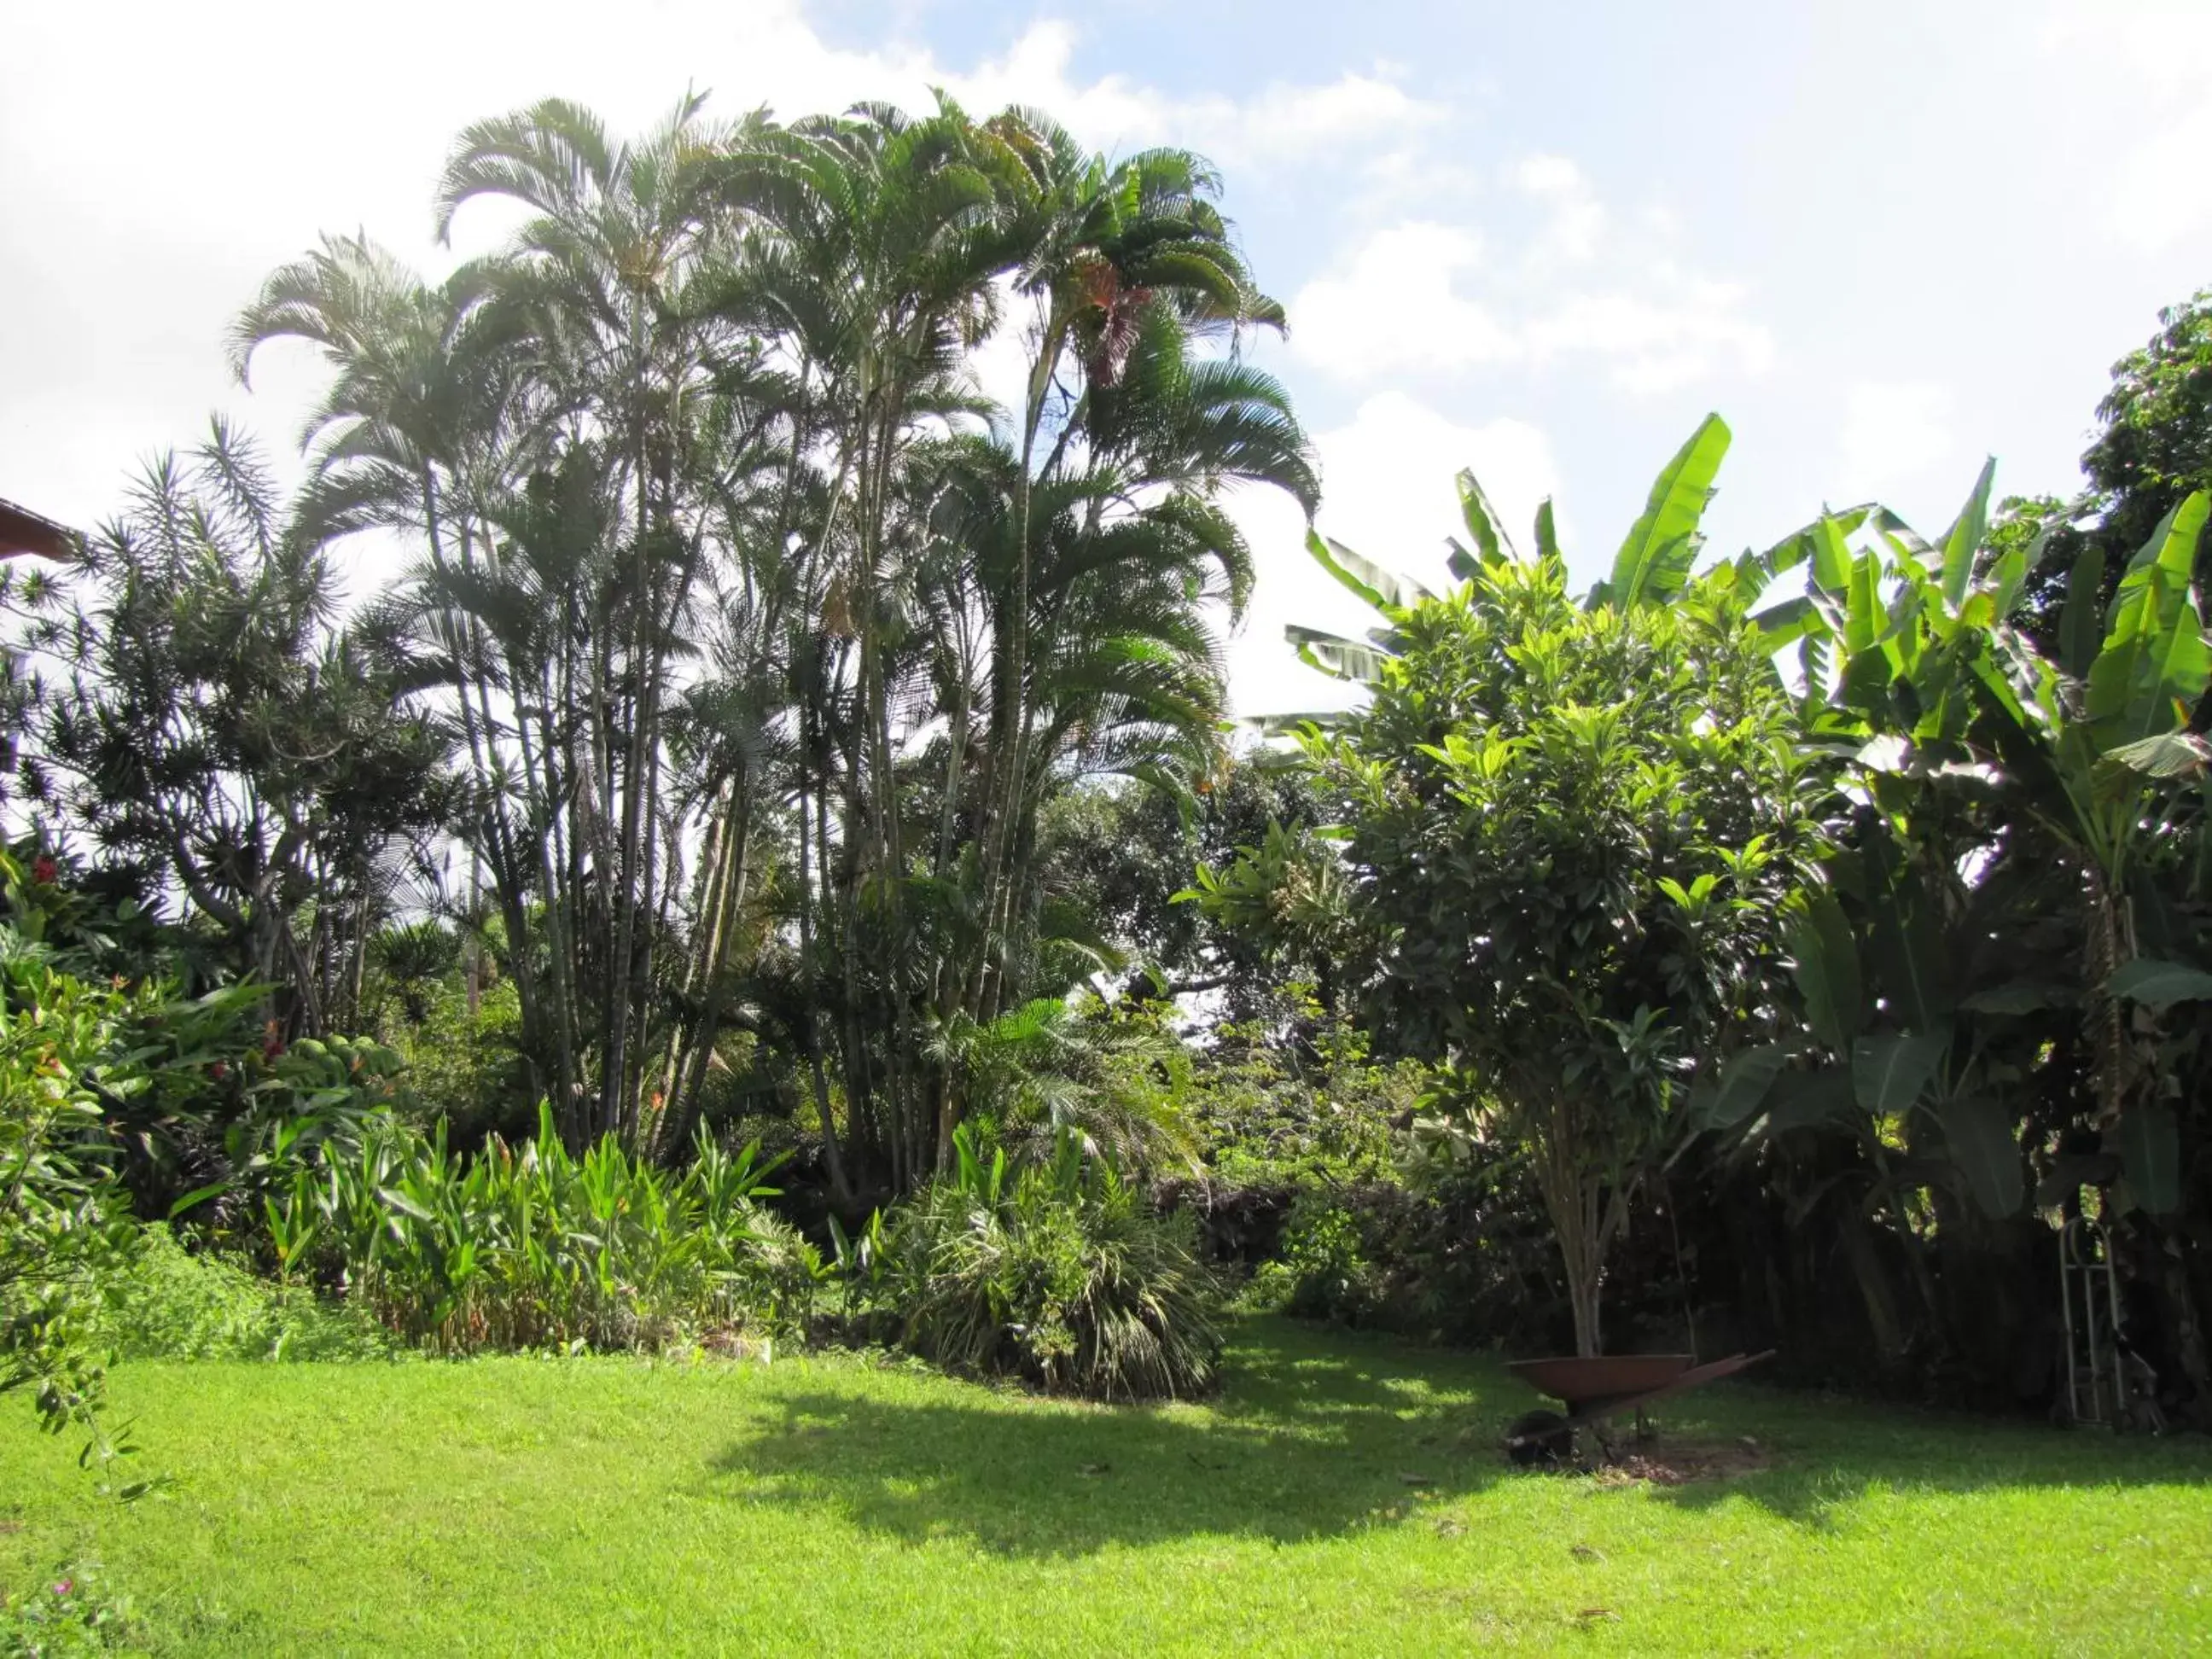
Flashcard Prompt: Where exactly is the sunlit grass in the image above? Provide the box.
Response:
[1,1318,2205,1655]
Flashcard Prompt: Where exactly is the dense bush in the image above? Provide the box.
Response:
[91,1226,393,1363]
[884,1131,1222,1401]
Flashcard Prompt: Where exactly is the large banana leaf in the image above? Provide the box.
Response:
[2116,1101,2181,1216]
[1850,1031,1947,1117]
[1593,413,1731,611]
[2107,956,2212,1010]
[1698,1043,1792,1131]
[1934,458,1997,612]
[1284,623,1391,684]
[1453,469,1520,570]
[1940,1094,2023,1217]
[2056,540,2108,680]
[2084,492,2211,749]
[1306,528,1432,613]
[1784,888,1863,1053]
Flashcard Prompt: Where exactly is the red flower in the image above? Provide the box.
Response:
[30,855,56,885]
[210,1060,229,1081]
[52,1578,73,1597]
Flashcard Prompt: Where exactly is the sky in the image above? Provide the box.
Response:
[6,0,2212,717]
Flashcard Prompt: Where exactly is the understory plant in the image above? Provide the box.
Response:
[0,952,152,1496]
[886,1128,1221,1400]
[291,1104,819,1353]
[91,1225,393,1362]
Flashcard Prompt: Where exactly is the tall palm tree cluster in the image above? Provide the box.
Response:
[115,93,1313,1201]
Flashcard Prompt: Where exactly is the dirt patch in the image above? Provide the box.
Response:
[1585,1436,1771,1486]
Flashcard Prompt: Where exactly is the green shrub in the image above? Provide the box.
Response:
[886,1131,1221,1401]
[91,1226,393,1362]
[1276,1194,1378,1321]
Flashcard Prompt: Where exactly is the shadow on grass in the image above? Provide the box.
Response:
[705,1324,1513,1557]
[1634,1381,2212,1528]
[707,1318,2212,1553]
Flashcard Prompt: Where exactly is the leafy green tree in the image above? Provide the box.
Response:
[2017,288,2212,645]
[1284,422,1827,1356]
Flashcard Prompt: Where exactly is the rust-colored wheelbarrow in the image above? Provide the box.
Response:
[1502,1350,1774,1465]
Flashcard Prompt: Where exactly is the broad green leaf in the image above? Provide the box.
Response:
[1454,469,1520,567]
[1936,457,1996,611]
[1285,624,1392,684]
[1602,413,1730,610]
[1762,1068,1855,1134]
[1959,981,2064,1016]
[1941,1094,2023,1217]
[1444,536,1477,584]
[1703,1044,1790,1130]
[1810,515,1854,596]
[2107,956,2212,1010]
[2057,540,2108,680]
[2085,492,2211,747]
[1305,529,1432,613]
[2104,728,2212,779]
[1749,594,1818,651]
[1849,1031,1947,1117]
[2116,1101,2182,1216]
[1534,498,1560,562]
[1784,888,1864,1052]
[167,1180,230,1220]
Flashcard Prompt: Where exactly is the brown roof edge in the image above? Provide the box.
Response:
[0,497,80,562]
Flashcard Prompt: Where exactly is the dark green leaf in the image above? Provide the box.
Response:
[1849,1031,1947,1117]
[2108,957,2212,1010]
[2116,1102,2181,1216]
[1941,1095,2023,1217]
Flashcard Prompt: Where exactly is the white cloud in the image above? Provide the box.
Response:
[2040,0,2212,250]
[1510,154,1605,265]
[0,2,1438,527]
[1290,224,1519,378]
[2111,104,2212,253]
[943,22,1437,168]
[1225,393,1563,717]
[1833,381,1959,504]
[1522,280,1773,394]
[1287,172,1773,395]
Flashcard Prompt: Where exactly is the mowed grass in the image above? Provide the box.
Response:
[1,1319,2207,1656]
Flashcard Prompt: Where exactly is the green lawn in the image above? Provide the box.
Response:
[1,1319,2206,1656]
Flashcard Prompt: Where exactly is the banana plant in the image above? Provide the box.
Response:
[1732,468,2212,1218]
[1284,415,1738,690]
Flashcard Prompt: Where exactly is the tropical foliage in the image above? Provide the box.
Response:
[882,1128,1221,1400]
[1239,419,1827,1356]
[4,79,2212,1482]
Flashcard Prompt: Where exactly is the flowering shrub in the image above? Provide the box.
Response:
[0,1566,135,1656]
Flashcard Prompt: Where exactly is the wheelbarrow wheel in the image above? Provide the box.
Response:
[1505,1408,1573,1468]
